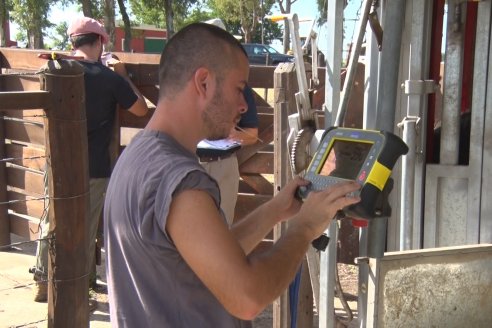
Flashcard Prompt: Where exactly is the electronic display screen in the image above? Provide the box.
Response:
[317,140,373,179]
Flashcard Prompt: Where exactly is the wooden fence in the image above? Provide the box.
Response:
[0,52,91,326]
[0,47,278,243]
[0,47,282,326]
[1,47,365,328]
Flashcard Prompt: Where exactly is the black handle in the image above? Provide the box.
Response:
[312,234,330,251]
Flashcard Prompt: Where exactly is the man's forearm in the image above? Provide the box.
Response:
[233,221,313,316]
[230,200,280,254]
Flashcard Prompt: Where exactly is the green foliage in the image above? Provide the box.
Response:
[14,29,26,46]
[9,0,54,48]
[316,0,327,25]
[207,0,278,43]
[250,19,282,43]
[179,7,215,29]
[129,0,199,29]
[46,21,70,50]
[128,0,166,27]
[173,0,200,29]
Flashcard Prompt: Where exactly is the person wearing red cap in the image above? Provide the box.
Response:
[31,16,148,305]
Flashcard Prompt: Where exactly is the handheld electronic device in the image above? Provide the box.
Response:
[297,127,408,220]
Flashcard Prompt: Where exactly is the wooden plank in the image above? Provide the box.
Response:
[237,124,274,165]
[4,109,45,124]
[257,105,273,114]
[0,91,50,110]
[239,153,273,174]
[6,166,45,195]
[7,190,49,218]
[8,190,46,218]
[238,180,258,194]
[0,47,49,70]
[0,75,41,92]
[249,66,275,88]
[125,63,159,86]
[4,119,45,146]
[241,174,274,195]
[9,212,40,240]
[252,90,273,108]
[110,51,160,64]
[257,112,273,131]
[4,143,46,171]
[139,85,159,107]
[235,193,272,221]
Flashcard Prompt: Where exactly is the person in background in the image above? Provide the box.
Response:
[31,16,148,305]
[104,22,360,327]
[199,84,259,225]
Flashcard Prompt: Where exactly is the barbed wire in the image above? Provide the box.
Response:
[1,70,44,76]
[0,155,47,163]
[1,114,47,119]
[0,236,52,251]
[0,196,47,206]
[0,270,92,292]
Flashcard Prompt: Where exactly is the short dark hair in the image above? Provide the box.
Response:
[70,33,100,49]
[158,23,247,98]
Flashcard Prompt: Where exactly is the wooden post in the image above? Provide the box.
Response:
[273,62,315,328]
[0,110,9,246]
[273,63,296,328]
[40,60,90,328]
[0,57,10,246]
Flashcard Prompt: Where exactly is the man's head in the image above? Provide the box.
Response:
[68,17,109,50]
[158,22,248,98]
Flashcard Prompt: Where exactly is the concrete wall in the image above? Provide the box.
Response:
[367,244,492,327]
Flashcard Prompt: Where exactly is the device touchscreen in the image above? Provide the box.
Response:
[317,139,373,180]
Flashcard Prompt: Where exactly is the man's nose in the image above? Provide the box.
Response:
[239,95,248,114]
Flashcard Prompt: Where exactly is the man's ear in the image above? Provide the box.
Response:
[193,67,211,99]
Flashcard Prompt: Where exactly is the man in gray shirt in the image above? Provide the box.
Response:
[104,22,360,327]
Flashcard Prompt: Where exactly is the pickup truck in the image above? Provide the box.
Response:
[242,43,294,66]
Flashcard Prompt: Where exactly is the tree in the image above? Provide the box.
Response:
[79,0,94,17]
[180,6,215,29]
[10,0,53,49]
[315,0,348,25]
[46,21,70,50]
[275,0,297,53]
[208,0,277,44]
[0,0,9,47]
[129,0,198,36]
[164,0,174,38]
[104,0,116,51]
[116,0,132,51]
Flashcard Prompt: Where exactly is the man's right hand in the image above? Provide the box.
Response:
[107,59,128,77]
[290,181,361,240]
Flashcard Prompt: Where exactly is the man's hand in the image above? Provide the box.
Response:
[290,181,361,240]
[268,176,310,222]
[107,59,128,77]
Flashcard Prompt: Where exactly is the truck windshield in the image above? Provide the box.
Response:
[265,45,280,54]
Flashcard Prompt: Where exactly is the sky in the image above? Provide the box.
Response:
[270,0,360,55]
[9,0,359,54]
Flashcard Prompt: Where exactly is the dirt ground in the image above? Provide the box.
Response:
[94,262,358,328]
[1,234,358,328]
[249,263,358,328]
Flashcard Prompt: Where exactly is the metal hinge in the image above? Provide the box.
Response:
[402,79,438,95]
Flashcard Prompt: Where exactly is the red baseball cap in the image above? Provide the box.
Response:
[68,17,109,44]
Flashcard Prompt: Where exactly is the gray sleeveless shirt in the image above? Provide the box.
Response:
[104,130,251,328]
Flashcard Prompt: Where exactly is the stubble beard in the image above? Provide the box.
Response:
[203,86,236,141]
